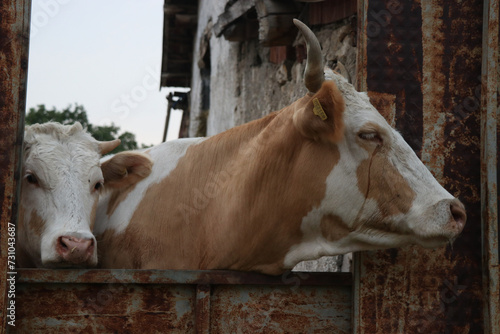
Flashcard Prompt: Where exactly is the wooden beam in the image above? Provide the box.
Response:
[255,0,299,46]
[213,0,255,37]
[222,15,259,42]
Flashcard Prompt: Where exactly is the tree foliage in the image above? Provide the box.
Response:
[26,104,140,154]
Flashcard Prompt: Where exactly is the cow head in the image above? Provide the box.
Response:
[18,122,152,268]
[284,21,466,266]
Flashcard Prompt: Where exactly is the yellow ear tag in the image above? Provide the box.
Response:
[312,98,328,121]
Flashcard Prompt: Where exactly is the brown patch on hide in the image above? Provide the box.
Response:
[320,214,351,242]
[16,207,45,268]
[101,101,342,274]
[97,229,142,268]
[29,210,45,236]
[356,148,416,222]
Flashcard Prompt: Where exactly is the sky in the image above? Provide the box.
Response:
[27,0,184,146]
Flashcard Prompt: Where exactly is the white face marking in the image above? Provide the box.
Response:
[95,137,206,236]
[389,132,455,242]
[20,124,100,267]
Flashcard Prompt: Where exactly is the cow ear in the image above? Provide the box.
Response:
[101,152,153,189]
[293,81,345,142]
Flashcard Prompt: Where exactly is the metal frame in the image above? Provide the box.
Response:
[481,0,499,332]
[0,0,31,331]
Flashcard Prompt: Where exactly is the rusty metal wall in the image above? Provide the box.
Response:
[354,0,494,333]
[8,269,352,333]
[0,0,31,332]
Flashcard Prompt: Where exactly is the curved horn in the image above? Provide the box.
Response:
[293,19,324,93]
[334,61,350,82]
[98,139,121,155]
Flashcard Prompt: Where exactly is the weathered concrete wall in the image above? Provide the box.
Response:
[190,2,357,136]
[189,0,357,271]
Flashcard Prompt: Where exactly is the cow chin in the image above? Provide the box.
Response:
[411,223,463,249]
[42,256,98,269]
[413,233,455,249]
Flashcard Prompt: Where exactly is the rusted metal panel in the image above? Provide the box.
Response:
[13,283,196,333]
[0,0,31,331]
[210,285,351,333]
[10,269,352,333]
[481,0,500,332]
[195,284,211,334]
[355,0,485,333]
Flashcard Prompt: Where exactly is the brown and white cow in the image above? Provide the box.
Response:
[18,122,152,268]
[95,20,466,274]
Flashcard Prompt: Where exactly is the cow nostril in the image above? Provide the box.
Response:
[450,200,466,230]
[58,236,70,252]
[57,236,95,259]
[86,239,95,253]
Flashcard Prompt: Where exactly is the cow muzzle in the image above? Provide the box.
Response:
[413,197,467,248]
[56,235,95,265]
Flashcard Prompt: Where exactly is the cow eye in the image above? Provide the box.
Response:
[94,181,103,192]
[358,132,383,144]
[25,172,38,185]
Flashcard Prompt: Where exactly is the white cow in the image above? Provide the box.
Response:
[17,122,152,268]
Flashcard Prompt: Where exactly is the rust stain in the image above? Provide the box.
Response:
[421,0,447,182]
[195,284,211,333]
[357,0,484,333]
[13,283,196,333]
[210,285,351,333]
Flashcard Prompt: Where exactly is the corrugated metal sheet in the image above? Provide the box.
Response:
[354,0,492,333]
[9,269,352,333]
[0,0,31,331]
